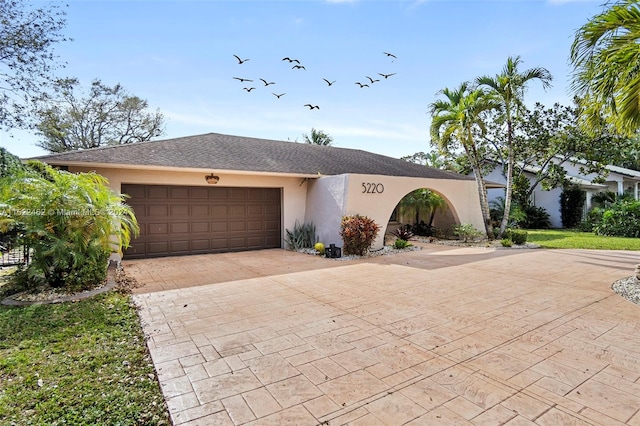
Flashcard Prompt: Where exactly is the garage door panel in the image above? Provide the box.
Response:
[170,187,190,199]
[192,239,210,251]
[147,241,169,255]
[231,205,246,216]
[265,220,280,231]
[212,222,228,232]
[148,186,169,199]
[190,187,210,199]
[229,237,247,248]
[211,238,228,249]
[171,222,189,234]
[231,189,246,199]
[122,184,281,258]
[212,205,228,216]
[230,221,246,232]
[170,240,190,253]
[247,205,263,215]
[171,205,190,216]
[148,204,169,217]
[191,222,210,233]
[191,205,210,216]
[148,223,169,235]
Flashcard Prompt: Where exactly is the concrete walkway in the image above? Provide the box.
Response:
[128,245,640,425]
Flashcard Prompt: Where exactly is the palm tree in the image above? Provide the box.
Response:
[302,128,333,146]
[476,56,552,238]
[398,189,447,229]
[430,82,500,239]
[570,0,640,135]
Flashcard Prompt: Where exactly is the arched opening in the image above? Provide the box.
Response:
[385,187,459,242]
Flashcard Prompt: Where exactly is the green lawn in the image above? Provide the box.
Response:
[0,292,171,425]
[526,229,640,250]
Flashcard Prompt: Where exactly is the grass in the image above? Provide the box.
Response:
[526,229,640,250]
[0,292,170,425]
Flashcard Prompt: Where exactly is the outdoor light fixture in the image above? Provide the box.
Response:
[205,173,220,184]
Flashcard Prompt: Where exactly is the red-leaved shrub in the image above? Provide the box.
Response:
[340,214,381,256]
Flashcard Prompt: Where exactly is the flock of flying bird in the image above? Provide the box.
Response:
[231,52,397,110]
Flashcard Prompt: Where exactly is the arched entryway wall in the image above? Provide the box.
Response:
[305,173,485,251]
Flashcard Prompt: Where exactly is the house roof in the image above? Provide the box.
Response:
[606,164,640,179]
[521,164,608,189]
[31,132,473,181]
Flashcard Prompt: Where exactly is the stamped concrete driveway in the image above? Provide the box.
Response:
[127,245,640,425]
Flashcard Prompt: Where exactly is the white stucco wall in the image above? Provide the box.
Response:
[68,166,309,248]
[306,173,484,251]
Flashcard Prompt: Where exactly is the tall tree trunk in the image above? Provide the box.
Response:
[498,119,514,238]
[468,144,495,240]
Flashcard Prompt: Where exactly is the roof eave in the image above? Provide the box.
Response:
[33,160,322,179]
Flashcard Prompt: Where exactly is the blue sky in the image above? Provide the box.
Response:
[1,0,606,159]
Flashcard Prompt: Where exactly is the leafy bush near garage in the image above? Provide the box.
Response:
[285,220,317,250]
[340,214,380,256]
[0,161,139,293]
[593,200,640,237]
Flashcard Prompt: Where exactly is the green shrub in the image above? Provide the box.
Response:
[594,200,640,237]
[507,229,528,245]
[521,205,551,229]
[285,221,317,250]
[340,214,380,256]
[393,239,412,249]
[1,161,138,293]
[560,184,586,228]
[501,238,513,247]
[452,223,483,242]
[578,207,604,232]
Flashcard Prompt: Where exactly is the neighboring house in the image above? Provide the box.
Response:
[33,132,485,259]
[486,160,640,228]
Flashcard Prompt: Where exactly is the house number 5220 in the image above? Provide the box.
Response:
[362,182,384,194]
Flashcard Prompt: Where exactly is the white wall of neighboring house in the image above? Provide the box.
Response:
[485,167,565,228]
[485,160,640,228]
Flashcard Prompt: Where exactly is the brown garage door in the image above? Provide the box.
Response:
[122,184,281,259]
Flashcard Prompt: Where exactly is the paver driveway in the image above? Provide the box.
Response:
[128,245,640,425]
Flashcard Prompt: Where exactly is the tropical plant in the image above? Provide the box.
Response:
[391,226,414,241]
[398,188,447,231]
[501,238,513,247]
[506,229,528,245]
[393,239,412,249]
[302,128,333,146]
[284,220,317,250]
[430,82,500,239]
[36,79,165,153]
[340,214,380,256]
[593,199,640,237]
[570,0,640,135]
[0,161,139,292]
[560,184,586,228]
[452,223,483,242]
[476,56,552,238]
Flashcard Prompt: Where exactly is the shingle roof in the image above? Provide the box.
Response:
[31,132,472,181]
